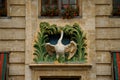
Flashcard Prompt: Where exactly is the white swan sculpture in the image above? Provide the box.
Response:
[45,30,77,59]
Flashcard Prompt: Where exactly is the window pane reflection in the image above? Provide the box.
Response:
[71,5,77,8]
[62,0,68,4]
[52,0,57,4]
[70,0,76,4]
[0,0,4,8]
[42,0,49,5]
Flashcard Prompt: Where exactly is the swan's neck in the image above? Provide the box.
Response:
[58,31,63,43]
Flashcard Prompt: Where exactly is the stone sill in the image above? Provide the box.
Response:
[29,63,92,71]
[109,15,120,18]
[0,16,11,19]
[110,50,120,53]
[38,16,82,19]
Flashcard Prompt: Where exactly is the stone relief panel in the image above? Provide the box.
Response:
[33,22,87,63]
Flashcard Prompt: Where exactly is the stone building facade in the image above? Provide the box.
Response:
[0,0,120,80]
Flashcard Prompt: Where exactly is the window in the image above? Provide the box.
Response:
[112,0,120,16]
[41,0,79,18]
[41,76,80,80]
[111,52,120,80]
[0,52,9,80]
[0,0,7,17]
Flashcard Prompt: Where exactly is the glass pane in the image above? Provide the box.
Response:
[113,0,120,10]
[62,0,69,4]
[41,6,45,11]
[52,0,58,4]
[62,4,69,9]
[112,0,120,16]
[0,0,4,8]
[71,5,77,8]
[42,0,49,5]
[0,4,2,8]
[41,0,48,14]
[0,0,7,16]
[41,0,59,16]
[70,0,76,4]
[51,0,58,8]
[0,0,2,3]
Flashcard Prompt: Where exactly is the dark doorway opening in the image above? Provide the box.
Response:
[41,76,80,80]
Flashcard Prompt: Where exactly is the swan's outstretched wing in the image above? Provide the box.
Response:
[45,43,55,55]
[65,41,77,59]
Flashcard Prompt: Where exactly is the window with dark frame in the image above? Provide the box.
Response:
[112,0,120,16]
[111,52,120,80]
[41,0,79,18]
[0,52,9,80]
[0,0,7,17]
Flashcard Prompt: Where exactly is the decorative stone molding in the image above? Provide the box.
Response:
[29,63,92,80]
[29,63,92,70]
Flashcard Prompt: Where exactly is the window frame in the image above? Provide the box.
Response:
[39,0,81,18]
